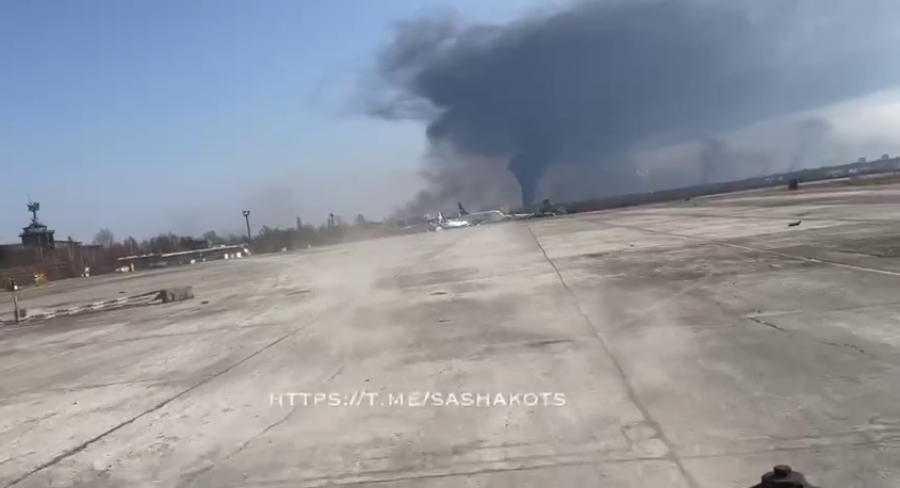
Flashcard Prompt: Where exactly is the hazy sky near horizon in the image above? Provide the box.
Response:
[0,0,552,243]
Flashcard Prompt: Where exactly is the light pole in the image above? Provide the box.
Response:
[242,210,252,245]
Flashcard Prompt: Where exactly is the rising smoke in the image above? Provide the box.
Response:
[364,0,900,214]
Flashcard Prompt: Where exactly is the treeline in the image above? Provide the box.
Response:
[91,214,394,259]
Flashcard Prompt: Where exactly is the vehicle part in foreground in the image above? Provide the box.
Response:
[748,465,821,488]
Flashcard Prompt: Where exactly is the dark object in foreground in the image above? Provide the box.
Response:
[788,220,802,227]
[155,286,195,303]
[749,465,821,488]
[788,179,800,190]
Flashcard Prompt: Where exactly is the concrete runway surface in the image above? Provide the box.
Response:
[3,184,900,488]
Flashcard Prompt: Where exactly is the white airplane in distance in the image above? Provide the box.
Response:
[434,211,470,229]
[432,202,512,230]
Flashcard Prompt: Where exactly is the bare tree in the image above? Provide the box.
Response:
[93,228,115,247]
[202,231,223,245]
[123,236,139,255]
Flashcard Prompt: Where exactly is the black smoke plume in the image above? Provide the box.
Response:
[366,0,900,212]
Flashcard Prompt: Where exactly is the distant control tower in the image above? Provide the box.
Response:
[19,201,56,249]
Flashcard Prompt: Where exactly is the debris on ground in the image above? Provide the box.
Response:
[788,220,802,227]
[155,286,195,303]
[285,289,311,296]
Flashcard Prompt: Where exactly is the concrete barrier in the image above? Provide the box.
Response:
[2,287,194,326]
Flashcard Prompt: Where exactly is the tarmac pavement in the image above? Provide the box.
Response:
[3,184,900,487]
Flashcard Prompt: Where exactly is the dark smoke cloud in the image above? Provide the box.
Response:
[394,150,520,216]
[365,0,900,213]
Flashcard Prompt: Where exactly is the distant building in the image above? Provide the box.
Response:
[116,244,249,271]
[1,201,101,283]
[19,202,55,248]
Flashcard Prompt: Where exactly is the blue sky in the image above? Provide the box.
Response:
[0,0,551,243]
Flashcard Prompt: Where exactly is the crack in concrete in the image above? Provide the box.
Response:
[525,224,702,488]
[209,431,900,488]
[594,218,900,279]
[747,317,789,333]
[247,455,668,488]
[181,363,348,487]
[0,375,218,403]
[609,209,892,225]
[589,219,886,360]
[743,299,900,319]
[2,312,327,488]
[0,323,287,359]
[747,317,869,355]
[823,341,867,354]
[0,452,37,468]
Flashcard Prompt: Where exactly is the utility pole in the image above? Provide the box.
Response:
[242,210,252,245]
[10,279,20,324]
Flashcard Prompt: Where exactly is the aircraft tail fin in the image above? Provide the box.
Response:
[457,202,469,216]
[437,211,444,223]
